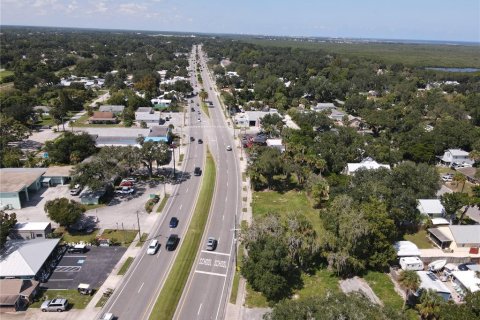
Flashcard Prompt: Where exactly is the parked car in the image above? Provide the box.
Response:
[194,167,202,176]
[206,237,217,251]
[70,186,82,196]
[226,145,232,151]
[166,234,179,251]
[119,181,134,187]
[441,174,453,182]
[123,177,137,183]
[169,217,179,228]
[77,283,93,295]
[41,299,68,312]
[147,239,160,255]
[116,187,135,194]
[68,244,87,253]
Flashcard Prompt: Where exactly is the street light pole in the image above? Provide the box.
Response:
[172,146,176,177]
[136,210,141,240]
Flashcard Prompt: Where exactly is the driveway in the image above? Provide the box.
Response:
[339,276,382,305]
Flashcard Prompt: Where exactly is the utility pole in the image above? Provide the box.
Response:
[172,146,176,177]
[136,210,141,240]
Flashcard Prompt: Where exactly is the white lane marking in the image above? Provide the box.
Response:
[200,250,231,256]
[194,270,227,277]
[157,249,162,259]
[179,204,183,210]
[138,282,144,293]
[222,213,224,220]
[47,279,74,281]
[197,303,203,315]
[63,255,87,258]
[225,197,227,202]
[186,187,189,193]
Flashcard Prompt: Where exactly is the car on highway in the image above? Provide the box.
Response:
[206,237,217,251]
[41,298,68,312]
[194,167,202,176]
[226,145,232,151]
[191,107,195,112]
[198,139,203,144]
[190,136,195,142]
[169,217,179,228]
[166,234,179,251]
[198,118,201,122]
[147,239,160,255]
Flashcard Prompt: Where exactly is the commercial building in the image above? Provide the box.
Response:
[10,222,52,240]
[42,166,73,186]
[0,168,46,209]
[89,111,117,124]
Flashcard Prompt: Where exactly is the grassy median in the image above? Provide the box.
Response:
[149,150,216,320]
[201,102,210,117]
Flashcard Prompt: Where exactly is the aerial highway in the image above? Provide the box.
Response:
[101,47,208,320]
[174,45,243,320]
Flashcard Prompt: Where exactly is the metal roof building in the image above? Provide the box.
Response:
[449,225,480,247]
[416,271,452,301]
[0,239,60,279]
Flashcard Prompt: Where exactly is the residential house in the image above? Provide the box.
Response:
[10,222,52,240]
[135,108,160,124]
[347,115,365,130]
[438,149,474,167]
[451,271,480,295]
[0,279,39,312]
[98,105,125,115]
[266,139,285,153]
[344,158,391,175]
[89,112,117,124]
[427,225,480,250]
[312,102,336,113]
[151,98,172,109]
[33,106,50,115]
[416,271,452,301]
[145,126,170,143]
[328,109,346,122]
[417,199,446,217]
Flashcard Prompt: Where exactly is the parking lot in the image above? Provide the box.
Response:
[45,246,126,290]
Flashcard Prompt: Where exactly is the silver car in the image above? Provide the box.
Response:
[41,298,68,312]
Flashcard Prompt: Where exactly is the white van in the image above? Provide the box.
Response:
[400,257,424,271]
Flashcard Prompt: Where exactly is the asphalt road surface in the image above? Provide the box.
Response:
[101,47,207,320]
[174,45,242,320]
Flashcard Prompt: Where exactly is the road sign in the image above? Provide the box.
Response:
[43,152,49,159]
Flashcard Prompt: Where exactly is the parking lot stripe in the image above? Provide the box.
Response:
[63,255,87,258]
[200,250,230,256]
[194,270,227,277]
[48,279,74,281]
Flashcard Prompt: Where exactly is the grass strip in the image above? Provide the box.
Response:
[136,233,149,247]
[229,243,244,303]
[156,194,170,213]
[117,257,134,275]
[201,102,210,117]
[149,150,216,320]
[30,289,92,309]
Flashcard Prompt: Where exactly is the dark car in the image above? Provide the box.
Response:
[206,237,217,251]
[169,217,179,228]
[166,234,179,251]
[190,137,195,142]
[194,167,202,176]
[191,107,195,112]
[198,139,203,144]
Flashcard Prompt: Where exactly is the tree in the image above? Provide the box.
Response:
[199,89,208,102]
[398,270,420,309]
[123,106,135,127]
[44,198,85,228]
[416,289,444,320]
[137,140,171,177]
[0,211,17,249]
[241,233,299,302]
[264,292,405,320]
[441,193,468,222]
[44,132,97,164]
[453,173,467,192]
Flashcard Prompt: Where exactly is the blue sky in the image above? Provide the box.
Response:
[1,0,479,42]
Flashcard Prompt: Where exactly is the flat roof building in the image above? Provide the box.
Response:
[11,222,52,240]
[0,168,46,209]
[416,271,451,301]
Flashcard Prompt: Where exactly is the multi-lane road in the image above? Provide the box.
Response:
[102,44,241,320]
[174,45,242,320]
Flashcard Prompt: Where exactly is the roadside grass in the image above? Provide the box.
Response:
[201,102,210,117]
[149,150,216,320]
[252,190,324,235]
[244,283,269,308]
[363,272,403,310]
[82,203,106,211]
[95,295,109,308]
[295,269,340,299]
[403,229,435,249]
[136,233,149,247]
[53,227,98,244]
[229,243,244,303]
[178,153,184,165]
[156,194,170,213]
[117,257,134,275]
[100,229,137,247]
[30,289,92,309]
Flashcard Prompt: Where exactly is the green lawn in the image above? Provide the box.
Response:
[117,257,134,275]
[201,102,210,117]
[136,233,149,247]
[30,289,93,309]
[101,229,138,247]
[156,194,170,213]
[403,229,434,249]
[295,269,340,299]
[363,272,403,310]
[95,295,109,308]
[252,190,324,235]
[53,227,98,244]
[149,150,216,320]
[245,283,269,308]
[0,70,13,81]
[230,244,244,303]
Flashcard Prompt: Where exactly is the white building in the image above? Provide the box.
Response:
[394,241,421,257]
[344,158,390,175]
[417,199,446,217]
[451,271,480,295]
[266,139,285,153]
[439,149,474,166]
[312,102,336,112]
[234,109,280,128]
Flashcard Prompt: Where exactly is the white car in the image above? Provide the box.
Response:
[226,145,232,151]
[147,239,159,255]
[116,187,135,194]
[441,174,453,182]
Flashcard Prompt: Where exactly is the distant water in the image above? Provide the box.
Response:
[425,67,480,73]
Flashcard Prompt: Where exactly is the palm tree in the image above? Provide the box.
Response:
[398,270,420,309]
[199,89,208,102]
[416,289,444,320]
[453,172,467,192]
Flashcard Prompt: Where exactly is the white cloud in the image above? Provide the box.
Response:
[118,3,147,15]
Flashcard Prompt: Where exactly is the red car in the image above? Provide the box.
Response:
[119,181,133,187]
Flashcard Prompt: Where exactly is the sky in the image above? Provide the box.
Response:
[1,0,479,42]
